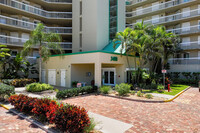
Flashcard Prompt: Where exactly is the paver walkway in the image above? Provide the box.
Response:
[0,107,45,133]
[62,87,200,133]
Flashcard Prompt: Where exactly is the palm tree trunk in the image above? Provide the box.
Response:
[39,57,42,83]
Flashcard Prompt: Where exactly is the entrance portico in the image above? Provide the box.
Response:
[42,51,138,88]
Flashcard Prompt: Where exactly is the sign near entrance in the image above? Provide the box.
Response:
[162,70,167,74]
[111,56,118,61]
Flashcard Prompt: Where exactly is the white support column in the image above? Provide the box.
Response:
[95,63,102,87]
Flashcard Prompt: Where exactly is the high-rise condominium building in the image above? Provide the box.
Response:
[0,0,125,56]
[126,0,200,72]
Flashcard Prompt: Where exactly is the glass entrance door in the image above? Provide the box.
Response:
[103,68,116,86]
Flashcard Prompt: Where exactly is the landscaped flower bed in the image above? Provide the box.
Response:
[0,83,15,101]
[8,94,93,133]
[56,86,97,99]
[0,79,36,87]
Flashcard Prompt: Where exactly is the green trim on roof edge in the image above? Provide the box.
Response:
[49,50,139,58]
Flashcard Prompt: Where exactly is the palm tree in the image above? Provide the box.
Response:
[21,23,63,82]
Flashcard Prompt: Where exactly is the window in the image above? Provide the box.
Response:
[11,50,18,56]
[22,1,29,11]
[0,18,6,24]
[152,2,159,11]
[33,20,40,28]
[182,37,190,46]
[80,34,82,48]
[198,36,200,45]
[184,53,189,58]
[182,22,190,31]
[136,7,143,15]
[10,32,19,43]
[22,17,29,27]
[80,18,82,31]
[182,7,190,17]
[80,1,82,15]
[21,33,29,43]
[136,19,142,23]
[33,51,39,57]
[152,15,159,24]
[0,32,7,44]
[11,16,18,26]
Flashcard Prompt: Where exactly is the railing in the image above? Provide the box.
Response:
[127,8,200,27]
[126,0,146,6]
[167,25,200,35]
[0,35,72,49]
[168,58,200,65]
[0,0,72,19]
[180,41,200,50]
[0,15,72,33]
[126,0,194,18]
[43,0,72,3]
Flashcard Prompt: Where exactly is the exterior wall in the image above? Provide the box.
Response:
[42,52,138,88]
[118,0,126,32]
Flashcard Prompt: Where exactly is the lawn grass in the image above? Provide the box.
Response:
[142,84,189,96]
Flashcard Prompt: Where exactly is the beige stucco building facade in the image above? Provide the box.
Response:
[42,51,138,88]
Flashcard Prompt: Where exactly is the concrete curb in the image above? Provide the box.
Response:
[0,103,56,133]
[100,86,191,103]
[164,86,191,102]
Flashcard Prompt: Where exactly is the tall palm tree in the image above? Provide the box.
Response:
[21,23,63,82]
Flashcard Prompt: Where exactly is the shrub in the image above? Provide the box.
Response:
[56,86,95,99]
[130,91,136,95]
[137,91,143,97]
[26,83,54,92]
[157,84,164,92]
[145,94,153,99]
[150,84,158,90]
[54,104,90,133]
[8,95,92,132]
[115,83,131,96]
[0,83,15,101]
[1,79,36,87]
[100,86,111,94]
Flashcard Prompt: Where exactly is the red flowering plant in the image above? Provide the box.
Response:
[54,104,91,133]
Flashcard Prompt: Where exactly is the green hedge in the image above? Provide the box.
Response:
[26,83,54,92]
[0,83,15,101]
[56,86,97,99]
[172,78,198,86]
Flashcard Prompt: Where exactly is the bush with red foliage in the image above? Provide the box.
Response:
[8,94,91,132]
[9,94,36,113]
[54,104,90,133]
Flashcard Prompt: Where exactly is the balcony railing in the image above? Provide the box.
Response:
[167,25,200,35]
[0,15,72,34]
[126,0,194,18]
[43,0,72,3]
[0,35,72,49]
[126,0,146,6]
[180,41,200,50]
[168,58,200,65]
[0,0,72,19]
[127,8,200,27]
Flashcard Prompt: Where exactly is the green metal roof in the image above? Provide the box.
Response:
[102,41,125,54]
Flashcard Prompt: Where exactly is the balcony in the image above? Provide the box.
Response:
[167,25,200,35]
[0,15,72,34]
[127,8,200,27]
[168,58,200,65]
[43,0,72,3]
[0,0,72,19]
[0,35,72,49]
[126,0,196,18]
[180,41,200,50]
[126,0,157,7]
[168,58,200,72]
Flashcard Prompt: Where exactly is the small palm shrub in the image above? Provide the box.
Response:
[157,84,164,92]
[100,86,111,94]
[26,83,54,92]
[137,91,144,97]
[145,94,153,99]
[130,91,136,95]
[115,83,131,96]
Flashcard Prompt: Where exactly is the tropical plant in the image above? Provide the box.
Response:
[100,86,111,94]
[21,23,63,82]
[115,83,131,96]
[0,45,10,58]
[145,94,153,99]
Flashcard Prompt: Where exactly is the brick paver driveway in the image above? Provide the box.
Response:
[62,87,200,133]
[0,107,45,133]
